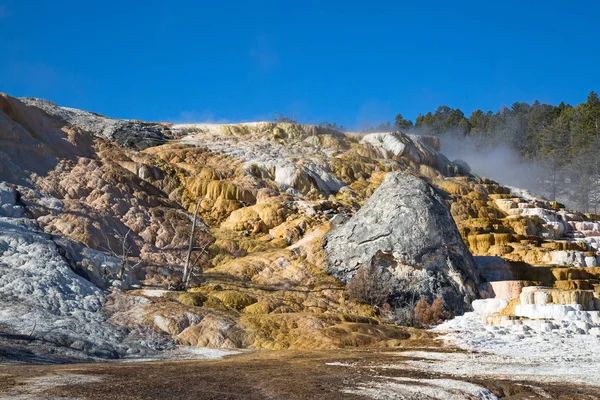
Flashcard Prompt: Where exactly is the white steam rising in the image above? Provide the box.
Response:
[439,132,543,194]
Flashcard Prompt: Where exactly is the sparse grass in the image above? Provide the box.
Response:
[176,292,207,307]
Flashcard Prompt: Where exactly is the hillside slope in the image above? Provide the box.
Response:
[1,93,599,359]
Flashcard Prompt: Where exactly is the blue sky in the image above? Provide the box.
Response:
[0,1,598,129]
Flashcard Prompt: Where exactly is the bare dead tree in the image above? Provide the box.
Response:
[182,201,200,287]
[183,237,212,289]
[346,264,392,308]
[181,200,213,289]
[100,228,142,281]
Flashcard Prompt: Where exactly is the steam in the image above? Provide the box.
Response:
[438,131,543,194]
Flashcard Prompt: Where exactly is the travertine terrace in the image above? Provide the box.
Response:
[1,93,599,384]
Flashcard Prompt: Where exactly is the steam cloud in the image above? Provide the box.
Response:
[438,132,543,194]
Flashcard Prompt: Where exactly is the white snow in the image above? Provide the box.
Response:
[427,310,600,386]
[120,346,240,362]
[343,377,498,400]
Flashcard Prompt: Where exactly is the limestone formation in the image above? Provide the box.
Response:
[360,132,469,175]
[0,201,152,358]
[3,89,600,359]
[324,171,479,315]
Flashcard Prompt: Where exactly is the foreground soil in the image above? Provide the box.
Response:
[0,346,598,400]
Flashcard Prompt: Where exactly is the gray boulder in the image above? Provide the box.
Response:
[324,171,479,315]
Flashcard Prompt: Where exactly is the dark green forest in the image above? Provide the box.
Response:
[360,92,600,213]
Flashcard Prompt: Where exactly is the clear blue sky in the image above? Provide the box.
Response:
[1,1,598,129]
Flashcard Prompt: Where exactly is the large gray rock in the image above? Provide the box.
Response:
[324,171,479,315]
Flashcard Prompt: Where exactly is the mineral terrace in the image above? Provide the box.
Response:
[1,93,599,398]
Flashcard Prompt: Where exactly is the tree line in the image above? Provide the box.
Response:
[363,92,600,213]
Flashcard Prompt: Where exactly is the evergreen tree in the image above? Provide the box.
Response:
[394,113,413,130]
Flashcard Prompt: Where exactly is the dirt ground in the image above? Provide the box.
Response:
[1,345,599,400]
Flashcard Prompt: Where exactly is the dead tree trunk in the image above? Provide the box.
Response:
[117,229,131,281]
[182,201,201,289]
[100,228,140,284]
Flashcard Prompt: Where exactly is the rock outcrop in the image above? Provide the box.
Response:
[324,171,479,315]
[0,197,150,358]
[18,97,173,150]
[360,132,469,176]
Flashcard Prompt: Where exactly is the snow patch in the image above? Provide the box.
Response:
[343,377,497,400]
[430,310,600,386]
[121,346,240,362]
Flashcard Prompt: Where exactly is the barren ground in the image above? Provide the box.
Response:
[0,334,598,400]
